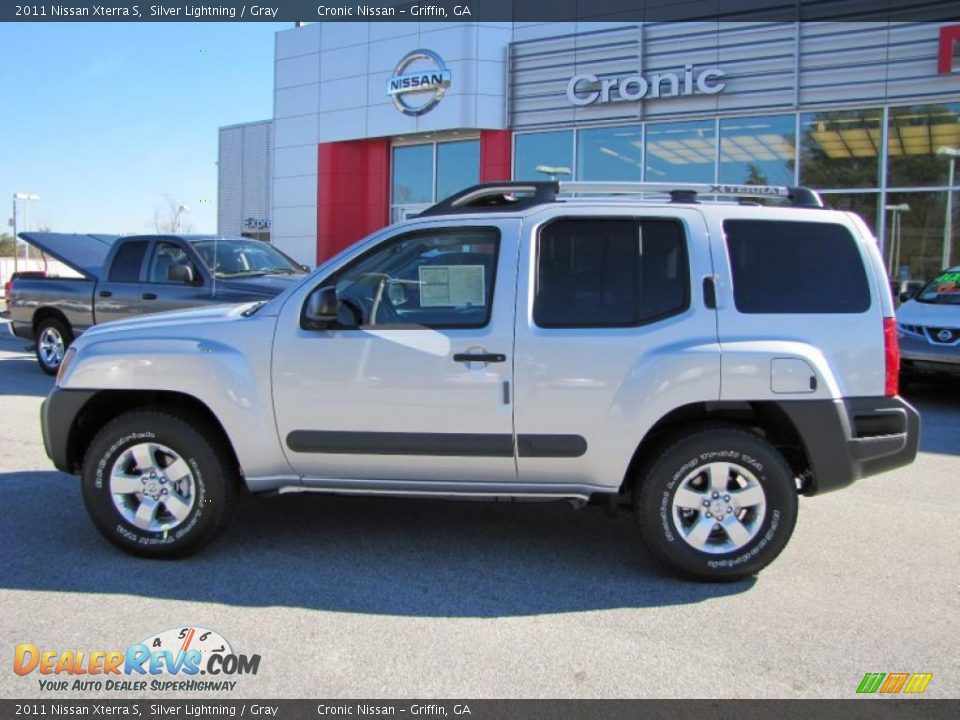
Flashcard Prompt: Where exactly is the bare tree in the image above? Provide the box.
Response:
[153,194,193,233]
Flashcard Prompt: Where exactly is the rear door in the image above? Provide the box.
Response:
[93,240,148,324]
[513,208,720,491]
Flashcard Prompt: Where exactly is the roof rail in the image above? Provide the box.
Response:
[558,181,823,207]
[417,180,823,217]
[417,181,559,217]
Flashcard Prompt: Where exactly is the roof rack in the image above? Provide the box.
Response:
[417,180,823,217]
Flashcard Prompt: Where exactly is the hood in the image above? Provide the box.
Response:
[19,232,120,278]
[897,299,960,327]
[216,273,304,296]
[77,303,249,343]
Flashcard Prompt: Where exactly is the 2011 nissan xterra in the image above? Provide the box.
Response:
[40,182,920,581]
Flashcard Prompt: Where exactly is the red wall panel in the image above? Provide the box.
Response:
[316,138,391,262]
[480,129,512,182]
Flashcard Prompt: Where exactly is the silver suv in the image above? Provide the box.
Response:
[42,182,920,581]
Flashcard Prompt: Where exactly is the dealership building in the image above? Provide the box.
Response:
[218,20,960,283]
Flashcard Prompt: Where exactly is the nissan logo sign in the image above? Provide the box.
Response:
[387,49,452,116]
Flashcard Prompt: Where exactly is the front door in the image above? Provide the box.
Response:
[141,239,211,314]
[272,220,519,485]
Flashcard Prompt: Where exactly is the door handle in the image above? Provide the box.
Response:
[453,353,506,363]
[142,293,158,300]
[98,290,112,298]
[703,276,717,309]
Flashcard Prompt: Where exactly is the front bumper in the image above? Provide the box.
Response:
[41,388,97,474]
[776,396,920,495]
[899,333,960,376]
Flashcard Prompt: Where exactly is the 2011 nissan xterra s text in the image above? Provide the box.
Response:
[41,182,920,581]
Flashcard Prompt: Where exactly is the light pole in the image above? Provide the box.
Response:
[535,165,571,181]
[884,203,910,281]
[936,146,959,270]
[12,193,40,271]
[174,204,190,232]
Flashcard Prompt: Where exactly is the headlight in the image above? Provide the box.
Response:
[56,346,78,386]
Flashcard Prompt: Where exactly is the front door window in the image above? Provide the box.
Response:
[330,228,499,329]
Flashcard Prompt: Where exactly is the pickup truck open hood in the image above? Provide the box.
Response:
[19,232,120,279]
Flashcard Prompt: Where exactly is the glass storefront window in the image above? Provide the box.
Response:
[884,191,960,283]
[800,109,882,189]
[576,125,643,181]
[719,115,795,186]
[514,130,574,181]
[888,103,960,188]
[436,140,480,201]
[392,144,433,205]
[819,192,880,236]
[645,120,716,184]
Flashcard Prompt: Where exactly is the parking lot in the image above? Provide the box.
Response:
[0,322,957,700]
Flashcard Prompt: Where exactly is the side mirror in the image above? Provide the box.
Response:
[167,264,196,284]
[302,286,339,330]
[300,264,311,273]
[899,288,918,303]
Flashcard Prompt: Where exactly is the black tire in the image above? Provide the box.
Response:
[636,427,798,582]
[35,317,73,375]
[81,409,236,558]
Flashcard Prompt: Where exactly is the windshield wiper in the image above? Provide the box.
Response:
[242,301,269,317]
[216,270,268,278]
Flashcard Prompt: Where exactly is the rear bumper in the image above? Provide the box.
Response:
[776,396,920,495]
[41,388,97,474]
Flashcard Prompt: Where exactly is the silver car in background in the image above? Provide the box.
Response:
[897,267,960,382]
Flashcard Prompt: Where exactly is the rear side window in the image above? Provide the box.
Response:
[535,218,689,328]
[108,241,148,283]
[723,220,871,314]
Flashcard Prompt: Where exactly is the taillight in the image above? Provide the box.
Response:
[883,317,900,397]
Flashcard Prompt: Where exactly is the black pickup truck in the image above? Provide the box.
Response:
[10,232,307,374]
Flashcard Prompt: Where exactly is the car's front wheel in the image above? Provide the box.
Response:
[636,427,798,582]
[81,409,235,558]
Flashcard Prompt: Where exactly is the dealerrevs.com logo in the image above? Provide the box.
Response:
[14,626,260,692]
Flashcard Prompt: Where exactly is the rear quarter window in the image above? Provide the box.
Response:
[723,219,871,314]
[108,240,148,283]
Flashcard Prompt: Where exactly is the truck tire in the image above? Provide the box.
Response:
[636,427,798,582]
[35,317,73,375]
[81,409,236,558]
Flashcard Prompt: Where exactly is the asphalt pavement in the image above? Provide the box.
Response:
[0,323,957,699]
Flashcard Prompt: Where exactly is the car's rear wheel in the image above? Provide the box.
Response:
[636,427,798,582]
[35,317,72,375]
[81,409,235,558]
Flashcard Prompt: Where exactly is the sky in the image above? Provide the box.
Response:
[0,21,287,235]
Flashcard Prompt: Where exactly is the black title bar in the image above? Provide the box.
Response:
[5,0,960,23]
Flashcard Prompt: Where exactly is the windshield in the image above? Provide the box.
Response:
[915,270,960,305]
[192,238,304,278]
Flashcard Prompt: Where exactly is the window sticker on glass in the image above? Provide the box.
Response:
[419,265,486,307]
